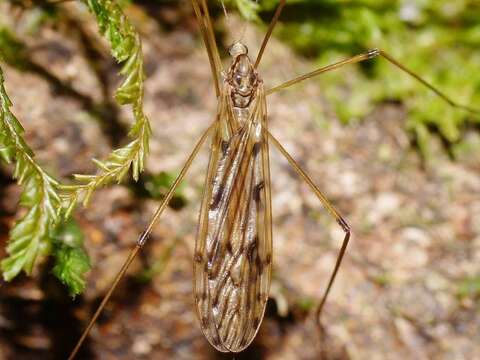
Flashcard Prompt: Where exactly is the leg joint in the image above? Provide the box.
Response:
[337,218,351,234]
[137,231,150,247]
[367,48,380,58]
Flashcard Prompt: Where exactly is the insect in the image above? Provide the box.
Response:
[69,0,477,357]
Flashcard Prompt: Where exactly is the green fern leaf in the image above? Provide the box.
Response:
[62,0,152,209]
[0,67,60,280]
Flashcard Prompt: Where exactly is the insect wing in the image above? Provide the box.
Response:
[193,91,272,352]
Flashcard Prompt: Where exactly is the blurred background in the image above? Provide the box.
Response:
[0,0,479,359]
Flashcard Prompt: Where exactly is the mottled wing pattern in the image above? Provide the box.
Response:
[193,90,272,352]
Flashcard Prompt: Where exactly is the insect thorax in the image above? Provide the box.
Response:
[226,42,261,120]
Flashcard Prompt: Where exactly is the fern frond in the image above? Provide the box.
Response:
[0,66,61,280]
[0,65,91,294]
[61,0,152,215]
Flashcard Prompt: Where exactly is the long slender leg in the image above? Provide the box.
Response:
[68,123,215,360]
[266,49,479,115]
[191,0,222,97]
[255,0,286,68]
[268,132,351,324]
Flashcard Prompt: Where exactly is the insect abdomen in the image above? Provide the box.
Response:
[194,116,272,352]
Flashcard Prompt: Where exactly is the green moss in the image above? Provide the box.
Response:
[457,276,480,300]
[0,28,29,69]
[251,0,480,155]
[51,219,91,297]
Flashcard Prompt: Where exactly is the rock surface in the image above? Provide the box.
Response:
[0,3,479,360]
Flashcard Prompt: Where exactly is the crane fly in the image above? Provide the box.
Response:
[69,0,478,357]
